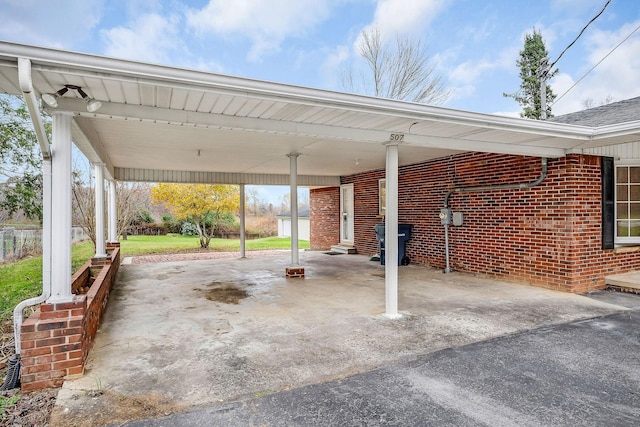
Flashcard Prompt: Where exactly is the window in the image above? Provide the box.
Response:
[616,165,640,243]
[379,179,386,216]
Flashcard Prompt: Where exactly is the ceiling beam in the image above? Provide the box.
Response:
[114,167,340,186]
[72,118,115,180]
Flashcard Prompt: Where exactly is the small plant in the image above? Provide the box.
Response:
[86,375,103,397]
[0,394,20,417]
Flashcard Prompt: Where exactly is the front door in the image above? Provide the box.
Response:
[340,184,354,244]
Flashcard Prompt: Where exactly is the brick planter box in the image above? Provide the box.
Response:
[19,243,120,391]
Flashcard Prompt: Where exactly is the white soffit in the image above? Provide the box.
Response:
[2,41,640,184]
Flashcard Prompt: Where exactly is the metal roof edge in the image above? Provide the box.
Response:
[0,41,603,141]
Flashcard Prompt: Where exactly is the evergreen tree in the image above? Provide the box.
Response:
[504,30,557,119]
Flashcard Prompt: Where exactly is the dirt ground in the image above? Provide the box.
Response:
[0,320,58,427]
[0,388,58,427]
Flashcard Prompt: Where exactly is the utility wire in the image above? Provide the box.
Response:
[552,22,640,105]
[548,0,611,70]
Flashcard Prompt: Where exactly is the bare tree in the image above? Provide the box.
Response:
[342,27,449,105]
[72,169,151,247]
[582,95,614,109]
[115,182,152,238]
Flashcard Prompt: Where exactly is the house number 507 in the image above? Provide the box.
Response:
[389,133,404,141]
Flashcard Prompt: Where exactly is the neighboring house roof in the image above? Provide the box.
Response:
[277,209,310,218]
[551,97,640,126]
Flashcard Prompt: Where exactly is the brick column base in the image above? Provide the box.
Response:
[20,300,86,390]
[285,267,305,278]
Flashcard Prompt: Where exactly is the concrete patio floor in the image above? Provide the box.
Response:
[51,251,629,426]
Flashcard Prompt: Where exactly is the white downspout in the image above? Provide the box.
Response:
[17,58,50,158]
[12,59,52,354]
[13,158,52,353]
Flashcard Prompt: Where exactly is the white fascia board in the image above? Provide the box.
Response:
[52,98,568,158]
[404,135,567,158]
[591,120,640,140]
[0,42,602,141]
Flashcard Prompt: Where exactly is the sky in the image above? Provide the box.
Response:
[1,0,639,201]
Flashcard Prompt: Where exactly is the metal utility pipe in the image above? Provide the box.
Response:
[443,157,549,273]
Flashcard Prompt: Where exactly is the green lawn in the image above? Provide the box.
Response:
[0,235,308,321]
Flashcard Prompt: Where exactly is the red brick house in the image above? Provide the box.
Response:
[311,97,640,294]
[3,42,640,389]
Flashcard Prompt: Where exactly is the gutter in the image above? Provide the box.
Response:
[443,157,549,273]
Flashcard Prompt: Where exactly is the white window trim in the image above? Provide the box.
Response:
[615,161,640,245]
[379,179,386,217]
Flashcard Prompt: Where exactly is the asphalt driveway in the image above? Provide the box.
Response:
[121,291,640,426]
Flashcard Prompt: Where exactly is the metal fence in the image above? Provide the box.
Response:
[0,227,88,262]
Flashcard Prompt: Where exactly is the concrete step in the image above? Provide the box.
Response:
[330,245,357,254]
[605,271,640,294]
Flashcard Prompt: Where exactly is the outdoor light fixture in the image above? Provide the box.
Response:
[42,84,102,112]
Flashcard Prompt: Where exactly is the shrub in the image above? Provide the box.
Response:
[161,214,182,233]
[180,221,198,236]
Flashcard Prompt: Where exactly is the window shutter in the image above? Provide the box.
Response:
[601,156,615,250]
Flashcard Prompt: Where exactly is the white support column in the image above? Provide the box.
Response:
[94,163,107,258]
[239,184,246,258]
[384,142,400,319]
[288,153,300,266]
[108,179,117,242]
[49,112,74,303]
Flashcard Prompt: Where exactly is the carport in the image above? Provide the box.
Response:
[3,41,640,394]
[3,41,640,317]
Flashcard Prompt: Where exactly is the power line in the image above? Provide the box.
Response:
[552,22,640,105]
[548,0,611,70]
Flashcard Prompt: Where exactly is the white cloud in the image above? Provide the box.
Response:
[366,0,447,40]
[446,44,518,102]
[551,20,640,115]
[186,0,334,62]
[0,0,104,48]
[101,13,184,65]
[321,45,351,89]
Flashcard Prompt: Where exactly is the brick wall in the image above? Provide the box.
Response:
[310,186,340,250]
[20,243,120,390]
[309,152,640,293]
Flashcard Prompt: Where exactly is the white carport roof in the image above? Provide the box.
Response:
[2,41,640,185]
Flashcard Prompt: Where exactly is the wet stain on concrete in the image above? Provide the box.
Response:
[197,282,248,304]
